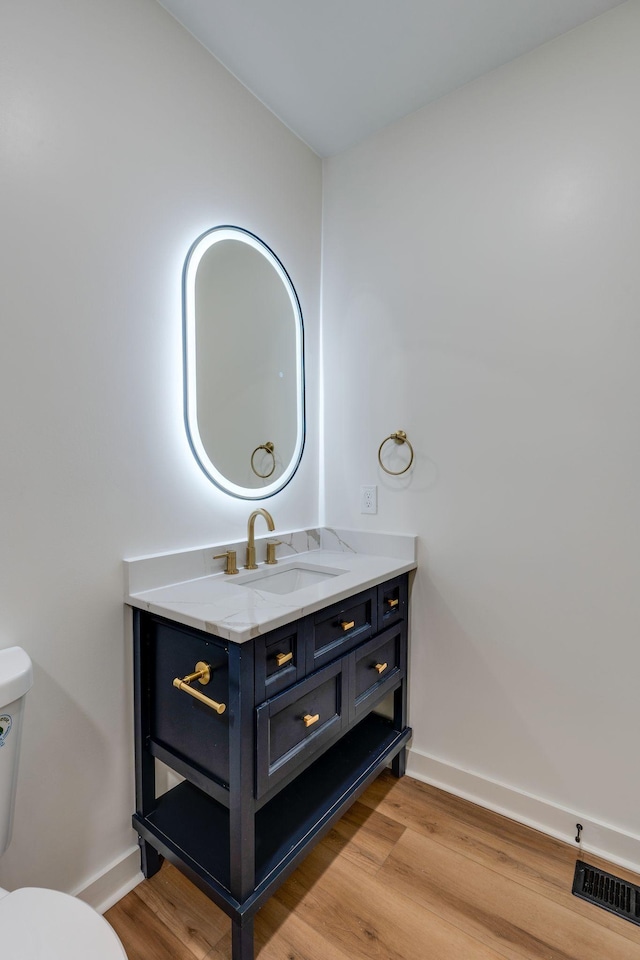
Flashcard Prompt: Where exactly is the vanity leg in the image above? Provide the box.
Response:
[138,838,163,879]
[231,915,255,960]
[391,746,406,779]
[228,641,257,933]
[391,677,408,778]
[133,609,164,873]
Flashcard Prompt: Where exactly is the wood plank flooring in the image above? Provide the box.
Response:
[106,773,640,960]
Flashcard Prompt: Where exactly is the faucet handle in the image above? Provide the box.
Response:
[265,540,282,565]
[213,550,239,575]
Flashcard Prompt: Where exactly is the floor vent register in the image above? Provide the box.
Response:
[572,860,640,927]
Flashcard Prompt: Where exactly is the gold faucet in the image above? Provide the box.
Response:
[245,508,275,569]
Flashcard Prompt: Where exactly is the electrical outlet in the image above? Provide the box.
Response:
[360,485,377,514]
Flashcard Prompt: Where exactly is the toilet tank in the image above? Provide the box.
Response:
[0,647,33,857]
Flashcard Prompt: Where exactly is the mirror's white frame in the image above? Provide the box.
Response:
[183,226,305,499]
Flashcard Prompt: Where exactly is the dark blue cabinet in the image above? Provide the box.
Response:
[132,573,411,960]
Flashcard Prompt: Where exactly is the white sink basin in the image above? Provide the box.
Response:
[233,562,347,595]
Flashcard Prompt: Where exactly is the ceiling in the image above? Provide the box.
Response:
[156,0,626,157]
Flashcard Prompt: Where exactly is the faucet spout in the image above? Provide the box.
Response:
[245,508,275,569]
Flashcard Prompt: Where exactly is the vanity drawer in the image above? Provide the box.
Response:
[307,588,376,672]
[350,624,406,722]
[378,575,408,629]
[255,659,347,799]
[150,619,229,786]
[254,621,305,702]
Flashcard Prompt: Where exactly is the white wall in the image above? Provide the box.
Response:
[0,0,321,895]
[322,2,640,864]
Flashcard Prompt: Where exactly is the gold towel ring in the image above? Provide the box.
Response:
[378,430,414,476]
[251,441,276,478]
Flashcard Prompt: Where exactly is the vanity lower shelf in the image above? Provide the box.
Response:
[134,713,411,917]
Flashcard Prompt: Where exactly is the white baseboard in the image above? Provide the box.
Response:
[74,844,143,915]
[406,747,640,877]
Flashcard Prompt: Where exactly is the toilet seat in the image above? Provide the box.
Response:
[0,887,127,959]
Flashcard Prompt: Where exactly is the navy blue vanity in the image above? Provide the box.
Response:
[131,571,411,960]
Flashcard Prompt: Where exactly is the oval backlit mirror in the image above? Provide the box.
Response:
[183,226,305,499]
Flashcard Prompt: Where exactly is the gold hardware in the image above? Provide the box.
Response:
[265,539,282,565]
[173,680,226,714]
[378,430,414,476]
[275,651,293,667]
[374,662,388,674]
[387,598,399,608]
[213,550,239,575]
[180,661,211,684]
[341,620,355,632]
[245,508,275,569]
[303,713,319,727]
[250,441,276,479]
[173,661,226,714]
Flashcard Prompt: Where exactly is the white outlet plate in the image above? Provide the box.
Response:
[360,485,377,514]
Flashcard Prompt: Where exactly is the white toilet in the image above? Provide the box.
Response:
[0,646,128,959]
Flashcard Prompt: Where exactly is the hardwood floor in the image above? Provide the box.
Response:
[106,773,640,960]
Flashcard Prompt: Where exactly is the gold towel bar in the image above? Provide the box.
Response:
[173,661,226,714]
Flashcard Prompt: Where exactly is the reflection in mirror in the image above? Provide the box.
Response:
[183,226,305,499]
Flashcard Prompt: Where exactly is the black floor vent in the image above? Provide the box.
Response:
[572,860,640,926]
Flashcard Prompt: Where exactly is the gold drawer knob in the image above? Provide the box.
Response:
[341,620,355,632]
[387,598,399,608]
[303,713,319,727]
[374,662,388,674]
[275,651,293,667]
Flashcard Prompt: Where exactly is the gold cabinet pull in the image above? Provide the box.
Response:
[173,661,226,714]
[341,620,355,632]
[387,598,399,608]
[303,713,319,727]
[275,651,293,667]
[374,662,388,674]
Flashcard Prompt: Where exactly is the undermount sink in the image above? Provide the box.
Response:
[233,562,347,595]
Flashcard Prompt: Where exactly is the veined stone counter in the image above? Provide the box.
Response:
[124,528,416,642]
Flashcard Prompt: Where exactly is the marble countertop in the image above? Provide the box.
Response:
[124,527,417,643]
